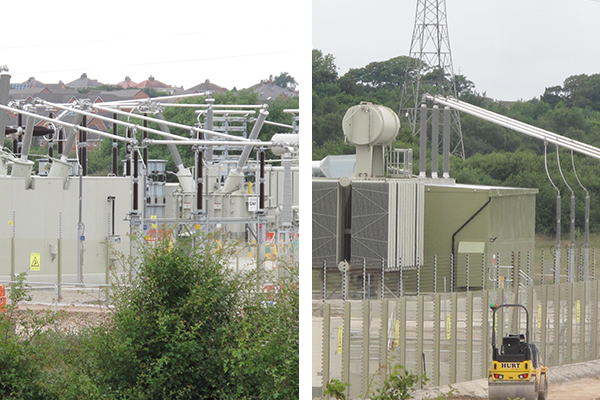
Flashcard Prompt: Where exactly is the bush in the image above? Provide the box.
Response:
[0,233,299,399]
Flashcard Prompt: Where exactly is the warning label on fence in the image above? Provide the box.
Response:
[30,253,41,271]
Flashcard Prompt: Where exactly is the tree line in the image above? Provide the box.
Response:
[313,49,600,235]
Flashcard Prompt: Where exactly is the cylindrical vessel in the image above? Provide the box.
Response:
[342,102,400,146]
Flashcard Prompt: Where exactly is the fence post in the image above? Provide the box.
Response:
[362,258,367,301]
[322,303,331,399]
[323,260,327,302]
[434,255,438,294]
[566,283,573,364]
[552,283,560,366]
[496,253,501,289]
[580,282,586,362]
[417,256,421,296]
[511,251,516,289]
[342,268,348,302]
[450,253,454,293]
[399,296,407,368]
[343,301,351,397]
[466,290,474,381]
[527,251,531,285]
[482,253,486,290]
[466,253,470,292]
[362,300,370,399]
[541,285,548,364]
[541,249,545,286]
[593,280,599,360]
[417,295,424,388]
[450,292,458,383]
[433,293,441,386]
[482,289,490,379]
[398,257,403,297]
[381,299,389,380]
[381,258,385,300]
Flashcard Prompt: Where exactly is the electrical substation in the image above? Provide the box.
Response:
[313,2,600,398]
[0,70,299,288]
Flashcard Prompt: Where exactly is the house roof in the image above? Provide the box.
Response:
[136,75,172,89]
[248,80,296,102]
[184,79,227,93]
[66,73,102,88]
[116,76,138,88]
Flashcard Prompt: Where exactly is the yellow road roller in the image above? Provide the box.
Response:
[488,303,548,400]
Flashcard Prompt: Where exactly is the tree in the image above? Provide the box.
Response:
[272,72,298,90]
[343,56,417,89]
[313,49,338,86]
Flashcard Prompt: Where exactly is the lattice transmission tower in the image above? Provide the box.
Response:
[399,0,465,159]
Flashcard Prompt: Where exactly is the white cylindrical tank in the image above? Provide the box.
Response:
[342,102,400,146]
[271,133,299,156]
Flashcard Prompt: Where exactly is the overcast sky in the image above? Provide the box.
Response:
[313,0,600,101]
[2,0,307,92]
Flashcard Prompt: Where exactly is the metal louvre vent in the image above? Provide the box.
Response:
[312,181,339,265]
[350,181,389,266]
[388,180,424,269]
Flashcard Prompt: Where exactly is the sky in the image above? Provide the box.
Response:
[2,0,307,92]
[313,0,600,101]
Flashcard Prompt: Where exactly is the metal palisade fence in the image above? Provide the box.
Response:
[313,280,600,399]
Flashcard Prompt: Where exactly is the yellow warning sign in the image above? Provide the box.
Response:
[337,326,343,354]
[30,253,41,271]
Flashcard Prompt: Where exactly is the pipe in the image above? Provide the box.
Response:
[451,197,492,256]
[426,95,600,159]
[259,150,265,211]
[218,109,268,193]
[419,103,427,177]
[58,127,64,155]
[155,111,185,171]
[112,113,118,175]
[0,73,10,147]
[431,105,439,178]
[48,112,55,159]
[263,120,294,129]
[205,98,214,162]
[0,104,131,145]
[125,128,132,176]
[14,114,21,155]
[443,106,450,178]
[280,151,293,227]
[143,114,148,168]
[60,113,84,161]
[79,116,87,176]
[195,109,257,115]
[92,103,248,142]
[20,105,36,160]
[196,149,203,213]
[144,139,272,146]
[133,150,139,212]
[556,148,575,282]
[77,173,84,284]
[237,109,268,170]
[439,95,600,156]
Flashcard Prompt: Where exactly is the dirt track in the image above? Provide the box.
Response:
[445,376,600,400]
[546,377,600,400]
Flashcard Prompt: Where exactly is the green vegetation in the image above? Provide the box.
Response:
[313,48,600,235]
[0,233,298,399]
[325,365,451,400]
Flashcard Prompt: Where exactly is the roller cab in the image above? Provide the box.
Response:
[488,303,549,400]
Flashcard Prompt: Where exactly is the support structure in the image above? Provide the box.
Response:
[399,0,465,159]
